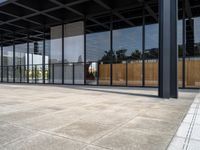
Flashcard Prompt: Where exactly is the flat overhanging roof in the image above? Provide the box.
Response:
[0,0,200,45]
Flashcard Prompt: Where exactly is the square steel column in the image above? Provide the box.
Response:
[1,37,3,82]
[42,30,46,84]
[159,0,178,98]
[13,36,15,83]
[27,33,29,83]
[62,24,64,85]
[170,0,178,98]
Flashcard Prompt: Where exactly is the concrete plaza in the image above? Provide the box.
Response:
[0,84,198,150]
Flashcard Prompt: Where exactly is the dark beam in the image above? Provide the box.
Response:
[137,0,158,22]
[0,10,42,26]
[13,1,62,22]
[2,33,47,43]
[49,0,110,30]
[93,0,135,26]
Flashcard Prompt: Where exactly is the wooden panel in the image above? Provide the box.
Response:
[186,59,200,88]
[127,62,142,86]
[99,64,110,85]
[178,60,183,87]
[112,64,126,85]
[145,60,158,86]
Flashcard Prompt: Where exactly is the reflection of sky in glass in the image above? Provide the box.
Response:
[64,35,84,62]
[145,24,159,50]
[194,17,200,43]
[51,38,62,63]
[177,20,183,45]
[86,31,110,62]
[113,26,142,55]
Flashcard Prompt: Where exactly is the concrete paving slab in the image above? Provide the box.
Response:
[54,120,114,143]
[2,133,86,150]
[188,139,200,150]
[0,122,34,147]
[126,116,179,135]
[94,128,172,150]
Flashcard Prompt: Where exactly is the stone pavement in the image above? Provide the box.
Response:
[0,84,198,150]
[168,92,200,150]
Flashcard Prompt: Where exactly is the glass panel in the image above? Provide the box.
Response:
[86,62,98,85]
[86,14,111,85]
[50,25,62,83]
[28,42,43,83]
[64,63,73,84]
[64,21,84,84]
[145,22,159,87]
[3,46,13,82]
[185,16,200,88]
[86,31,110,62]
[8,66,13,82]
[15,43,27,83]
[53,63,62,84]
[178,19,183,87]
[3,66,7,82]
[45,38,50,83]
[35,64,43,83]
[74,62,84,84]
[0,48,1,80]
[113,26,143,86]
[64,21,84,63]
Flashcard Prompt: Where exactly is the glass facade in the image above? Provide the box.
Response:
[0,0,199,89]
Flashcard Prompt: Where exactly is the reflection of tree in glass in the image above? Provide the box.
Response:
[100,48,159,63]
[101,49,115,63]
[130,50,142,60]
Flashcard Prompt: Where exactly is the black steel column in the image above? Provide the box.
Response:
[72,63,74,85]
[13,35,15,83]
[1,36,3,82]
[126,60,128,86]
[62,24,64,85]
[84,17,86,85]
[142,6,145,87]
[170,0,178,98]
[159,0,178,98]
[27,33,29,83]
[182,0,186,88]
[43,29,46,84]
[110,14,113,86]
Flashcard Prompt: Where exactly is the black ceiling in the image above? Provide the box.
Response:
[0,0,200,45]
